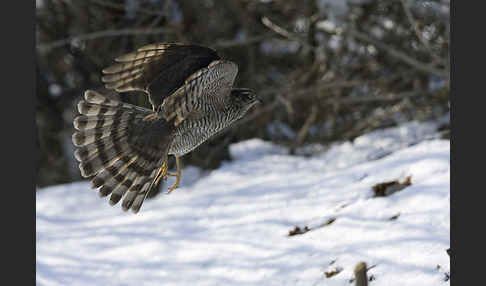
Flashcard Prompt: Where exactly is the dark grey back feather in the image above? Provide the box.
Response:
[101,43,220,108]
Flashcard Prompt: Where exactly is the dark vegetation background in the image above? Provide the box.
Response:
[36,0,450,196]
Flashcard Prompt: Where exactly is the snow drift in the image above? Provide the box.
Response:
[37,121,450,286]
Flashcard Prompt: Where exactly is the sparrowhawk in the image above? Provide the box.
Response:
[72,43,260,213]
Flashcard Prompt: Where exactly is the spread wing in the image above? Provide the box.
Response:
[101,43,220,108]
[162,60,238,126]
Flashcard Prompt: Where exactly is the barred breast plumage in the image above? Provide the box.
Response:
[169,105,242,156]
[165,60,241,156]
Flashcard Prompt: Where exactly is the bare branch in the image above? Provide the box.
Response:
[277,95,294,116]
[37,27,176,53]
[400,0,444,65]
[238,80,364,126]
[261,16,296,40]
[347,28,448,78]
[90,0,167,16]
[295,105,318,146]
[338,91,426,104]
[261,16,314,50]
[213,33,274,49]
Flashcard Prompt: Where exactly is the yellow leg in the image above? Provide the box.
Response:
[153,161,168,186]
[167,155,181,193]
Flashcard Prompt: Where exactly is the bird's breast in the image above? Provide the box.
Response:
[168,109,238,156]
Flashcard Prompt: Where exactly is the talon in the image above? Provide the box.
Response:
[167,181,179,194]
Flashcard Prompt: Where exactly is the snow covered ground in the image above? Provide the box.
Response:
[36,120,450,286]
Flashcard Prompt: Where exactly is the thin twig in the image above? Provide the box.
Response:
[261,16,296,40]
[400,0,444,65]
[295,105,318,146]
[238,80,363,126]
[261,16,312,49]
[338,90,426,104]
[237,69,422,127]
[294,80,364,97]
[37,27,176,53]
[347,28,448,78]
[213,33,274,48]
[90,0,167,16]
[277,95,294,116]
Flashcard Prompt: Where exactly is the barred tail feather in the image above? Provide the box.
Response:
[109,171,138,205]
[123,156,165,213]
[72,123,130,147]
[73,90,173,213]
[73,133,124,163]
[130,161,165,213]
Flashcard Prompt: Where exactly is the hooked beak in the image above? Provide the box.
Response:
[246,91,262,104]
[243,90,262,104]
[233,88,261,104]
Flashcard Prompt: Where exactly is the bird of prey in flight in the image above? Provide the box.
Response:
[72,43,260,213]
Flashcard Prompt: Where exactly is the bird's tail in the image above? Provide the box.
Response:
[72,90,173,213]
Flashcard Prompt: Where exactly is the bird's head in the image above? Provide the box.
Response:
[230,88,261,112]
